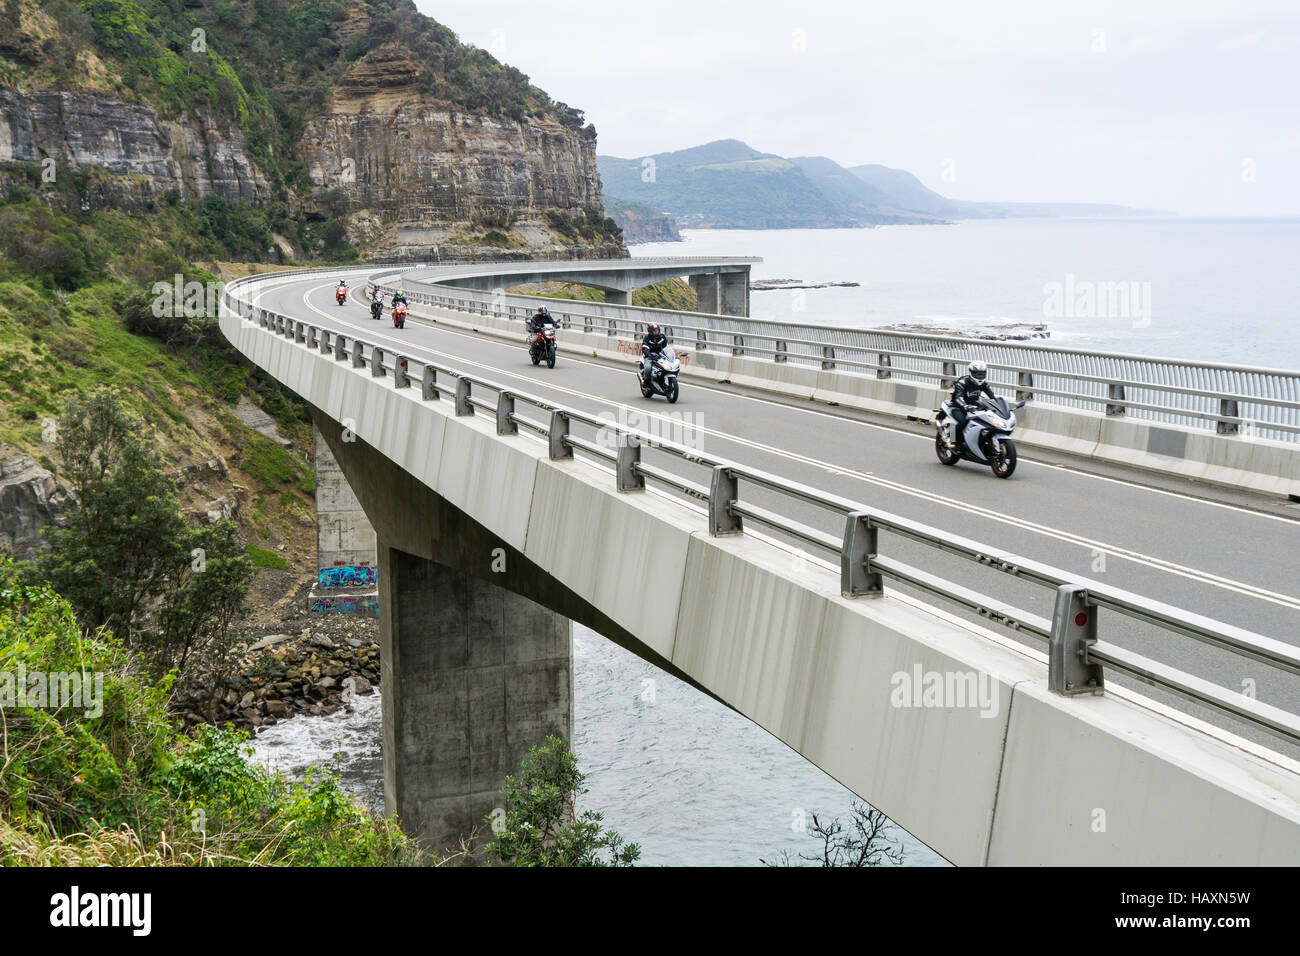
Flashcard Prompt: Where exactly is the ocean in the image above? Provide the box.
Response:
[638,219,1300,370]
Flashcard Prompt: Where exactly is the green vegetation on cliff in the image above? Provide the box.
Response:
[515,278,698,312]
[0,557,419,866]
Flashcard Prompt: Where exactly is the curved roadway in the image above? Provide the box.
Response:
[255,269,1300,759]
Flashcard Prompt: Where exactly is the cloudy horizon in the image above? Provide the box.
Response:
[425,0,1300,217]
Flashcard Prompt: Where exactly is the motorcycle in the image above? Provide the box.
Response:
[392,302,408,329]
[528,321,557,368]
[335,286,348,305]
[638,345,681,403]
[369,296,383,321]
[933,395,1025,478]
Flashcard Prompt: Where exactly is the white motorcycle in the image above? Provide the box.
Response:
[934,395,1025,478]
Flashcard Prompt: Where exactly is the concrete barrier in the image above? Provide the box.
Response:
[220,294,1300,864]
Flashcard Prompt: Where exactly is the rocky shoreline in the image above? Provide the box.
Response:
[751,278,861,290]
[176,615,381,733]
[880,320,1050,342]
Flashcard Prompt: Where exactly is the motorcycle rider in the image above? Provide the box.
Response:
[527,306,551,335]
[944,360,996,448]
[641,322,668,383]
[391,289,407,308]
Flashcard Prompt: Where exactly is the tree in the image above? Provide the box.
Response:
[39,388,188,644]
[157,521,253,674]
[36,388,252,677]
[484,735,639,867]
[762,800,906,867]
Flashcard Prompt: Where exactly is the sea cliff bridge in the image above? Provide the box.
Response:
[220,257,1300,865]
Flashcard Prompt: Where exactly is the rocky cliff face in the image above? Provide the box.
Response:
[301,57,617,260]
[0,85,272,210]
[0,450,69,562]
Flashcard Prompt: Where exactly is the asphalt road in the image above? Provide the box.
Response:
[254,273,1300,758]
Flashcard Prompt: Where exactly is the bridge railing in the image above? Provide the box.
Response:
[223,272,1300,749]
[375,276,1300,442]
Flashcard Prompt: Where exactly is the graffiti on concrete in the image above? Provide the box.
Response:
[317,564,378,588]
[310,594,380,617]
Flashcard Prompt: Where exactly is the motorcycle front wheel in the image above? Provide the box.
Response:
[546,345,556,369]
[530,350,540,366]
[990,439,1017,478]
[667,381,679,404]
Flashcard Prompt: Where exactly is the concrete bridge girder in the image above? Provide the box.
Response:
[442,265,753,314]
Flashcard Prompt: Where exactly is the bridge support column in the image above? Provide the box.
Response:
[720,272,750,316]
[689,273,720,314]
[690,271,750,316]
[379,543,572,858]
[604,289,630,305]
[309,425,378,615]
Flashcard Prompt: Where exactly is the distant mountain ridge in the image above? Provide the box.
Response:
[599,139,1164,229]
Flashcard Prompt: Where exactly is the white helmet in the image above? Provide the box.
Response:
[968,360,988,382]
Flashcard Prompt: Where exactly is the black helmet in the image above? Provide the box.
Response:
[968,360,988,382]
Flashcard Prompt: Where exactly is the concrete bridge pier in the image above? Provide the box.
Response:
[379,543,571,857]
[604,289,630,305]
[690,271,750,316]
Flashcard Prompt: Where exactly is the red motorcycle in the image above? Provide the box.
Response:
[529,318,557,368]
[392,302,408,329]
[335,285,347,305]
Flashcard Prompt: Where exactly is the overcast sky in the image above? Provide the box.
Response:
[421,1,1300,216]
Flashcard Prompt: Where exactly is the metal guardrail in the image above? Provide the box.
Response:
[376,272,1300,442]
[222,270,1300,748]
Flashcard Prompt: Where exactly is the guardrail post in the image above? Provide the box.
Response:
[1217,398,1240,435]
[696,330,708,353]
[841,512,883,597]
[877,353,891,379]
[1049,585,1104,695]
[295,322,306,344]
[319,329,332,355]
[334,334,348,362]
[306,326,318,349]
[1016,371,1034,402]
[583,314,592,334]
[708,466,742,535]
[775,340,787,363]
[394,356,410,389]
[733,335,745,357]
[352,341,367,369]
[941,361,958,390]
[421,365,439,401]
[371,346,386,377]
[617,434,643,492]
[548,409,572,459]
[497,391,517,435]
[822,345,836,371]
[1106,383,1126,416]
[455,378,473,416]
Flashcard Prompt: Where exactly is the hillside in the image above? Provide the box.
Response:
[603,195,682,244]
[0,0,624,260]
[600,139,1162,230]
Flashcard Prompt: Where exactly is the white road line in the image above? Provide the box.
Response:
[278,279,1300,612]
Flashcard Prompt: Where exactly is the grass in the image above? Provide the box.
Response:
[246,545,289,571]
